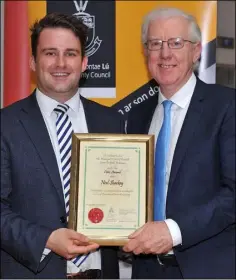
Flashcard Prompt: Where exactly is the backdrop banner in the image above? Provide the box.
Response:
[26,0,217,115]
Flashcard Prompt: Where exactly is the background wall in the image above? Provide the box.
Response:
[0,1,3,107]
[1,1,218,110]
[0,1,235,108]
[216,1,235,88]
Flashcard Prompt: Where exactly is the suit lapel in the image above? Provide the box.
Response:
[168,79,206,191]
[80,96,105,133]
[129,94,159,134]
[19,93,65,206]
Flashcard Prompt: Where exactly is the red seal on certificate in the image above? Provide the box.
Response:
[88,208,104,223]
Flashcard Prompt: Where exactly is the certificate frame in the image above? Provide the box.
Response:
[68,133,154,246]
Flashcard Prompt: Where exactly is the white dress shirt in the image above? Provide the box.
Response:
[36,89,132,278]
[149,73,197,248]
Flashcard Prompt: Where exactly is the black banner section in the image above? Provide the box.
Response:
[112,79,159,116]
[47,0,115,89]
[200,39,216,69]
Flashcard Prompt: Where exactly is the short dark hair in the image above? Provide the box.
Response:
[30,12,88,59]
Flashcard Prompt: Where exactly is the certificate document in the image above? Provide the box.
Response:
[68,134,154,245]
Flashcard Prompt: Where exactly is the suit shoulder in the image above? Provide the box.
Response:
[1,96,30,117]
[200,80,235,102]
[81,96,125,120]
[1,96,34,136]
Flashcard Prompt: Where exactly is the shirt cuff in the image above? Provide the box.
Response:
[40,248,51,262]
[165,219,182,247]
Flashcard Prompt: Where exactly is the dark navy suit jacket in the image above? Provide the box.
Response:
[1,93,124,279]
[128,79,235,278]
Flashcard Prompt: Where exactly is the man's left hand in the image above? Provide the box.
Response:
[123,221,173,255]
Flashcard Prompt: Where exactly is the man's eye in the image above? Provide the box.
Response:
[169,39,183,48]
[152,41,161,46]
[66,52,76,57]
[45,52,56,56]
[173,42,182,46]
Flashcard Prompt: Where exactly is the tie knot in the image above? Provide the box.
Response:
[54,104,69,115]
[162,100,173,111]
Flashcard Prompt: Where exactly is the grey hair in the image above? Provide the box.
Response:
[141,7,202,71]
[142,7,202,44]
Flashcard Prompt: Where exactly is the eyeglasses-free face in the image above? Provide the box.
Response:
[30,28,88,102]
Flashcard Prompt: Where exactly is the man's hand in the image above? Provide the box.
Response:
[46,228,99,259]
[123,221,173,255]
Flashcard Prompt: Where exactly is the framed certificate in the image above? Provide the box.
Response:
[68,133,154,246]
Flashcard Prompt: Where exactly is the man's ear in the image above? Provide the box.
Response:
[193,42,202,64]
[81,56,88,72]
[143,47,148,57]
[30,56,36,72]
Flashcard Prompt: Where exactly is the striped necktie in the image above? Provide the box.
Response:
[154,100,173,221]
[54,104,89,267]
[54,104,73,215]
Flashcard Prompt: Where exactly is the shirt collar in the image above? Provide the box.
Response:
[158,73,197,108]
[36,89,81,116]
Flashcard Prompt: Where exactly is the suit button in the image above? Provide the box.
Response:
[60,216,66,223]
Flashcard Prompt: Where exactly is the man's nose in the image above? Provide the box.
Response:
[56,54,66,67]
[160,42,172,59]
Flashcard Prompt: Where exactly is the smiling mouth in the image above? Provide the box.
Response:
[51,72,70,77]
[159,64,176,68]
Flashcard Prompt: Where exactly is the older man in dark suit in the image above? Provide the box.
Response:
[1,13,124,279]
[123,7,235,279]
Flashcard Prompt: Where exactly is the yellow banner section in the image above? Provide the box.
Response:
[100,1,217,107]
[28,1,216,106]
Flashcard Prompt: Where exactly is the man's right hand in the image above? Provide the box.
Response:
[46,228,99,259]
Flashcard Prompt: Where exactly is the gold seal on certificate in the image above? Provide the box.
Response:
[68,134,154,245]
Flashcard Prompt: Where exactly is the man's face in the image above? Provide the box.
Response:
[31,27,88,100]
[146,16,201,95]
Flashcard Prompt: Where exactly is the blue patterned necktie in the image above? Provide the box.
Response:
[154,100,173,221]
[54,104,89,267]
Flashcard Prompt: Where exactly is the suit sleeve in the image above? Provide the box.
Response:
[1,135,53,273]
[175,99,235,250]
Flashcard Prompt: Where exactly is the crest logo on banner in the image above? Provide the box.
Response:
[73,0,102,57]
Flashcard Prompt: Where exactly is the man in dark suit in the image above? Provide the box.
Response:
[123,7,235,279]
[1,13,124,279]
